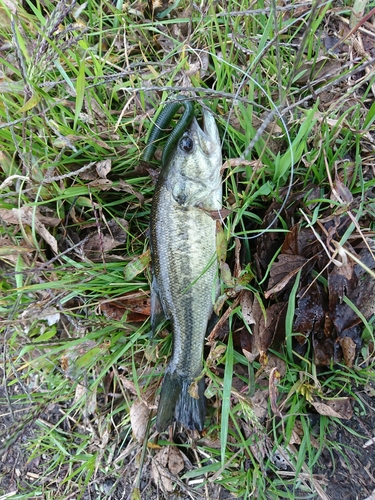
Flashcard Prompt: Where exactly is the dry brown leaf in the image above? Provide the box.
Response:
[83,218,128,259]
[96,159,111,178]
[113,179,145,205]
[151,446,185,492]
[290,420,320,448]
[240,290,255,325]
[338,336,356,368]
[222,158,255,170]
[87,178,113,190]
[0,206,59,252]
[265,254,308,298]
[130,400,150,442]
[167,447,184,475]
[100,292,150,322]
[250,389,269,420]
[294,57,342,85]
[74,383,97,417]
[152,448,173,493]
[332,177,353,205]
[310,397,352,419]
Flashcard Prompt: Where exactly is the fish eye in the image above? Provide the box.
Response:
[179,135,194,153]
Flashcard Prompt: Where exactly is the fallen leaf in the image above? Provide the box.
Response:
[124,250,151,281]
[250,389,269,420]
[113,179,145,205]
[255,208,283,272]
[74,383,97,417]
[332,177,353,205]
[83,218,128,260]
[87,178,113,190]
[294,281,325,344]
[265,254,309,299]
[338,336,357,368]
[313,331,335,366]
[0,206,59,253]
[0,244,34,256]
[61,340,108,379]
[294,56,342,85]
[130,400,150,442]
[310,397,352,419]
[363,437,375,449]
[240,290,255,325]
[100,292,151,322]
[20,304,60,329]
[167,447,184,475]
[151,448,172,493]
[96,159,111,178]
[257,302,287,362]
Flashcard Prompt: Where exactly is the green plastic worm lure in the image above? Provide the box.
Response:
[142,100,194,166]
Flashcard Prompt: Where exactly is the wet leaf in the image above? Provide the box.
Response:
[255,208,283,272]
[281,224,318,258]
[294,282,325,344]
[265,254,309,299]
[327,257,366,354]
[313,332,335,366]
[257,302,287,361]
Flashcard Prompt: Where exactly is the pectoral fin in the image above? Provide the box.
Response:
[151,277,167,335]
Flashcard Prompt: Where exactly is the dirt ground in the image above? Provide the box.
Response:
[1,365,375,500]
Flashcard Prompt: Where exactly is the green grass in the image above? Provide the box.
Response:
[1,0,375,498]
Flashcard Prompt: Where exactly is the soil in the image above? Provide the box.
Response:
[1,367,374,499]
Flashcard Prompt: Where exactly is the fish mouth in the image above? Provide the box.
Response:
[189,109,221,155]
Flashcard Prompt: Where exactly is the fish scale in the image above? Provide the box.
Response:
[150,108,222,431]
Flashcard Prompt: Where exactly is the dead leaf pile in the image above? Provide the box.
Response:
[240,184,375,368]
[214,180,375,374]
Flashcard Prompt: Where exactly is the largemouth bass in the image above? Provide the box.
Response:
[150,107,222,431]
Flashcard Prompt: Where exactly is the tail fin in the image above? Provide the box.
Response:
[156,372,205,431]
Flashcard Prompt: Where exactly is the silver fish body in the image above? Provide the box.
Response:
[150,108,222,431]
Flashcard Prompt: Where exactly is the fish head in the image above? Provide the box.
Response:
[164,109,222,210]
